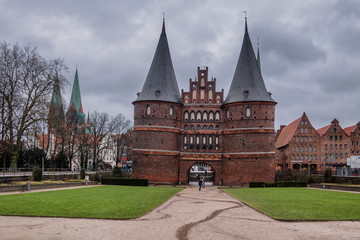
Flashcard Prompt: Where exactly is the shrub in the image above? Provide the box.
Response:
[276,181,307,187]
[324,168,333,183]
[249,182,266,188]
[265,182,277,188]
[112,166,122,178]
[80,169,86,180]
[101,178,148,186]
[32,166,42,182]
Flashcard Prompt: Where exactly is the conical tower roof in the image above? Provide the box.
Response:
[224,19,275,104]
[68,68,85,115]
[134,19,181,104]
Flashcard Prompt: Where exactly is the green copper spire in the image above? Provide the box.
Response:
[67,68,85,124]
[49,73,65,129]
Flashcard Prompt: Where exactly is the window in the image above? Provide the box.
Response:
[292,146,295,152]
[209,136,213,145]
[301,155,304,160]
[190,136,194,144]
[335,136,338,140]
[329,136,333,140]
[310,146,312,152]
[184,125,188,129]
[297,146,299,152]
[208,90,213,101]
[169,107,174,117]
[190,111,195,121]
[209,111,214,121]
[334,128,337,133]
[305,128,308,133]
[301,146,304,152]
[197,125,201,129]
[310,155,313,160]
[301,128,304,133]
[226,109,230,119]
[192,90,197,101]
[201,78,205,87]
[340,135,342,140]
[209,125,213,129]
[335,144,338,149]
[305,137,308,142]
[215,111,220,121]
[216,95,221,103]
[314,155,317,160]
[310,136,312,142]
[146,105,151,115]
[305,121,308,125]
[345,144,347,149]
[339,144,342,149]
[215,136,219,145]
[314,146,317,152]
[196,111,202,121]
[184,136,187,144]
[202,136,206,145]
[203,111,208,121]
[330,144,333,150]
[196,136,200,145]
[292,155,295,160]
[305,146,308,152]
[301,137,303,143]
[184,111,189,121]
[200,90,205,102]
[296,137,299,142]
[245,107,251,117]
[184,95,189,103]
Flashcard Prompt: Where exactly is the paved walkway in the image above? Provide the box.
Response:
[0,186,360,240]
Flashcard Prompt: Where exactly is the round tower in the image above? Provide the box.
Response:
[222,18,276,184]
[132,19,181,183]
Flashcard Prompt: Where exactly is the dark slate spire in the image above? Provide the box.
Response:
[257,39,261,73]
[134,18,181,103]
[224,18,275,104]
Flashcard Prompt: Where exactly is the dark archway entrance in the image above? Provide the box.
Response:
[188,163,214,186]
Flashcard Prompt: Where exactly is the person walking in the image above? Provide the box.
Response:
[198,177,203,191]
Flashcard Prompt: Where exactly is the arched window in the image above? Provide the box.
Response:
[215,136,219,145]
[190,111,195,121]
[196,111,202,121]
[184,95,189,103]
[209,111,214,121]
[169,106,174,117]
[202,136,206,144]
[200,90,205,102]
[203,111,208,121]
[192,90,197,101]
[226,109,230,119]
[184,111,189,121]
[146,105,151,115]
[216,95,221,103]
[245,107,251,117]
[215,111,220,121]
[209,125,213,129]
[201,78,205,86]
[208,90,213,101]
[196,136,200,145]
[184,136,187,144]
[190,136,194,144]
[209,136,213,145]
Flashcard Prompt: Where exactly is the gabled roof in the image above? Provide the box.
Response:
[344,125,357,136]
[223,18,275,104]
[275,117,302,148]
[134,19,180,104]
[317,124,330,136]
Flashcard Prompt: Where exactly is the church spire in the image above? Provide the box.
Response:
[48,73,65,130]
[224,16,275,104]
[257,39,261,73]
[67,68,85,124]
[134,16,180,104]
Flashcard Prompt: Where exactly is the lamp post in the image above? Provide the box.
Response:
[323,157,326,189]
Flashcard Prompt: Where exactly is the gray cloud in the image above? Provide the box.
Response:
[1,0,360,130]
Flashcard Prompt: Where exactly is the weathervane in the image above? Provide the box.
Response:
[243,11,247,19]
[162,12,165,20]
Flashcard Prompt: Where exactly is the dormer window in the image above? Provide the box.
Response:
[244,89,249,97]
[155,89,161,96]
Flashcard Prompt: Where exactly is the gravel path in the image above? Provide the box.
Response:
[0,186,359,240]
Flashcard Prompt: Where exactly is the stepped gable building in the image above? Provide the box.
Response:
[275,113,321,173]
[132,17,276,185]
[317,119,351,170]
[344,122,360,156]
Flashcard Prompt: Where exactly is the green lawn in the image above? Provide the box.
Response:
[222,188,360,220]
[0,185,183,219]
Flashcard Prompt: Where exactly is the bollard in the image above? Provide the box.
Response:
[26,181,31,191]
[85,176,89,186]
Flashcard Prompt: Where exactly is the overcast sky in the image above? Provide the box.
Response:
[1,0,360,130]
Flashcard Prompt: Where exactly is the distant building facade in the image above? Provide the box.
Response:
[132,18,276,185]
[276,114,360,175]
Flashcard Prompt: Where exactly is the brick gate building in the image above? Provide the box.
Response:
[132,18,276,185]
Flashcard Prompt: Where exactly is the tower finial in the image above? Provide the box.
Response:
[162,12,166,32]
[243,11,248,33]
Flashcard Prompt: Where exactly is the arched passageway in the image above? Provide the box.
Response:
[188,163,214,186]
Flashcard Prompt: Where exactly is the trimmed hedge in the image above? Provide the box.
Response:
[249,181,307,188]
[101,178,148,186]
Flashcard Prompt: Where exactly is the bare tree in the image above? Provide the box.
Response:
[87,111,117,170]
[112,113,132,166]
[0,42,67,169]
